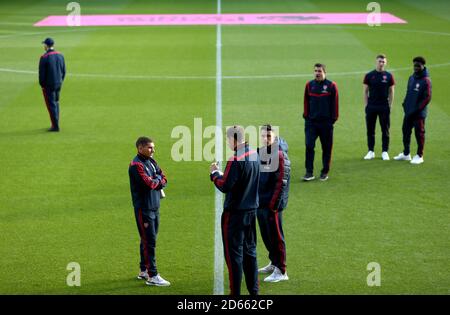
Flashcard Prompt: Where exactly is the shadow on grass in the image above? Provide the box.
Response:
[0,128,53,138]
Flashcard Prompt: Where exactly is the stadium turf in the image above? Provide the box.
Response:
[0,0,449,294]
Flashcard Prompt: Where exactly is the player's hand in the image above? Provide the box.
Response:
[210,162,219,173]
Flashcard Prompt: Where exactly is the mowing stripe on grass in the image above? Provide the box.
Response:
[2,62,450,81]
[213,0,224,296]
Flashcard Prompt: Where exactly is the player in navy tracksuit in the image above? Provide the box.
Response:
[39,38,66,132]
[303,63,339,181]
[129,137,170,286]
[363,54,395,160]
[257,125,290,283]
[394,56,432,164]
[210,126,260,296]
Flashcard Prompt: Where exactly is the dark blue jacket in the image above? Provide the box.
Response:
[39,49,66,90]
[129,154,167,211]
[303,79,339,123]
[402,68,432,118]
[258,138,291,211]
[211,144,260,212]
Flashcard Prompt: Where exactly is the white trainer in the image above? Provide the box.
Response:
[410,155,424,164]
[145,274,171,286]
[364,151,375,160]
[258,262,275,274]
[381,151,390,161]
[137,270,148,280]
[264,267,289,283]
[393,152,411,161]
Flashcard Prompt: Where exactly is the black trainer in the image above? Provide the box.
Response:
[303,173,315,181]
[319,173,329,181]
[48,127,60,132]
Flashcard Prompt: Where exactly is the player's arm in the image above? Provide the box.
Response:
[39,56,46,87]
[388,74,395,108]
[417,77,432,111]
[388,85,395,108]
[130,162,162,190]
[363,84,369,107]
[268,151,285,211]
[211,159,239,193]
[303,82,310,119]
[61,56,66,81]
[363,74,369,107]
[156,166,167,189]
[331,82,339,123]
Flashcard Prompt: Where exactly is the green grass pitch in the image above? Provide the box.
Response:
[0,0,449,294]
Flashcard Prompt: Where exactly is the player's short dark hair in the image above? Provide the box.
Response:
[135,136,153,148]
[376,54,386,59]
[261,124,273,132]
[226,125,245,143]
[314,63,326,72]
[413,56,426,65]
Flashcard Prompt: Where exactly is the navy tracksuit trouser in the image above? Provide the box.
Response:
[221,210,259,296]
[366,106,390,152]
[42,86,61,130]
[257,208,286,274]
[402,115,426,157]
[305,120,334,175]
[134,208,159,277]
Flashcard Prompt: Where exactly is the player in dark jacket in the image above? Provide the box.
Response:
[363,54,395,161]
[129,137,170,286]
[394,56,432,164]
[39,38,66,132]
[257,125,290,283]
[303,63,339,181]
[210,126,260,296]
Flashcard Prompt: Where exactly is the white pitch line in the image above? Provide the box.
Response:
[2,62,450,81]
[213,0,224,296]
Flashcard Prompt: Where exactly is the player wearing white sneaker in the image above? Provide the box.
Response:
[394,152,412,161]
[129,137,168,285]
[400,56,432,163]
[145,274,171,286]
[410,154,424,164]
[258,262,275,274]
[363,54,395,159]
[364,151,375,160]
[257,125,290,281]
[264,266,289,283]
[381,151,390,160]
[137,270,148,280]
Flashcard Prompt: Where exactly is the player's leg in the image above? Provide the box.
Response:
[414,118,426,157]
[145,211,158,278]
[304,122,318,180]
[54,87,61,127]
[242,211,259,295]
[395,115,413,160]
[144,210,170,286]
[263,210,288,282]
[222,212,244,295]
[134,208,151,276]
[365,106,377,156]
[410,117,426,164]
[41,87,58,130]
[256,208,275,273]
[379,107,391,159]
[318,122,334,179]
